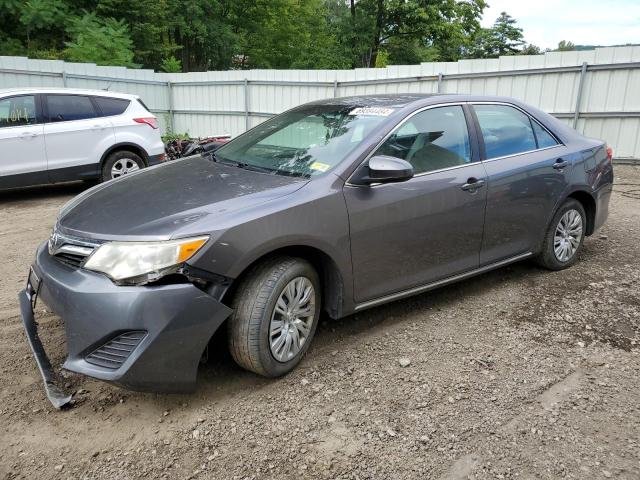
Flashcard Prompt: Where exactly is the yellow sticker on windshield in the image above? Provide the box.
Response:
[310,162,330,172]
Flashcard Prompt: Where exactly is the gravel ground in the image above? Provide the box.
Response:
[0,166,638,480]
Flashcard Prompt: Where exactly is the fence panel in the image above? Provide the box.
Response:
[1,47,639,159]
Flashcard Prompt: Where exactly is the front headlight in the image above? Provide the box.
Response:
[84,236,209,284]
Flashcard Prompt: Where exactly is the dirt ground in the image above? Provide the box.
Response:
[0,166,638,480]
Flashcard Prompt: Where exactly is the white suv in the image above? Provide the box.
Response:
[0,88,165,189]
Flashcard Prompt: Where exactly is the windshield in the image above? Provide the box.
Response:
[214,105,392,177]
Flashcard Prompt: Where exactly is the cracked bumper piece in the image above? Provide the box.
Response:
[20,242,233,408]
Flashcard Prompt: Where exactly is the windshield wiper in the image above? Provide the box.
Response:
[211,152,308,177]
[211,154,275,174]
[236,163,274,174]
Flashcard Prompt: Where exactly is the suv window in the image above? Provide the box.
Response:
[474,104,538,159]
[375,105,471,175]
[0,95,37,128]
[46,95,97,123]
[94,96,130,117]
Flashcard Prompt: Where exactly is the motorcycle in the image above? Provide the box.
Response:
[165,135,231,160]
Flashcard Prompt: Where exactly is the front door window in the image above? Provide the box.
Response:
[374,105,472,174]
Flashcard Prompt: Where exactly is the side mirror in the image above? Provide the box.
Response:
[351,155,414,185]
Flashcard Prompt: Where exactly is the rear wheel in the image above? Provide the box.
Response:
[536,198,586,270]
[101,151,145,182]
[227,256,321,377]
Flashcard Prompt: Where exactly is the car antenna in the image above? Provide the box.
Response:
[103,82,112,91]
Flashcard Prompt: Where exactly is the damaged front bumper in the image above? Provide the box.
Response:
[19,242,233,409]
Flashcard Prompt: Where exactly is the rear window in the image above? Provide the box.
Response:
[47,95,97,122]
[94,97,130,116]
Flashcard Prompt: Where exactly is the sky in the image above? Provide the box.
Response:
[480,0,640,50]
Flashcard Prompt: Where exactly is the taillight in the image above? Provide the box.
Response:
[606,146,613,163]
[133,117,158,129]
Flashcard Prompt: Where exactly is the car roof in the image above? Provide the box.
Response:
[308,93,534,109]
[0,87,139,100]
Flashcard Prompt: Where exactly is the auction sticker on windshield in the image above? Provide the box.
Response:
[310,162,331,172]
[348,107,394,116]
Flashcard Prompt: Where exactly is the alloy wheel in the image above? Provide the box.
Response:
[111,158,141,178]
[553,209,583,262]
[269,277,315,362]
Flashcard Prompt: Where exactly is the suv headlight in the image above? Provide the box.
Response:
[84,236,209,284]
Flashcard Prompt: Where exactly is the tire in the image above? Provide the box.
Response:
[228,256,321,377]
[101,151,145,182]
[536,198,587,270]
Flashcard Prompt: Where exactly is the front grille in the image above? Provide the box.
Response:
[48,227,98,269]
[54,252,86,268]
[85,331,147,369]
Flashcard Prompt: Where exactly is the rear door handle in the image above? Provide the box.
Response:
[461,177,485,191]
[553,159,569,170]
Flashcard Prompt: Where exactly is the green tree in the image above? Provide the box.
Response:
[0,0,509,71]
[98,0,237,71]
[520,43,542,55]
[385,37,438,65]
[355,0,431,67]
[491,12,524,54]
[160,56,182,73]
[97,0,177,69]
[433,0,488,61]
[63,13,138,67]
[468,11,525,58]
[228,0,347,69]
[556,40,576,51]
[19,0,67,50]
[332,0,487,68]
[169,0,237,71]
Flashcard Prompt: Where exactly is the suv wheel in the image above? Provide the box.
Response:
[228,256,321,377]
[102,151,145,182]
[536,198,586,270]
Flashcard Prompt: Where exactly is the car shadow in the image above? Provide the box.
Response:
[67,259,548,412]
[0,181,88,203]
[198,259,539,380]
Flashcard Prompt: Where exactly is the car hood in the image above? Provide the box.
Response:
[57,155,307,240]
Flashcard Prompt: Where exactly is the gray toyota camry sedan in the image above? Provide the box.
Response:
[20,94,613,407]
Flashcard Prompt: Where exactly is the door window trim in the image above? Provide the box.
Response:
[470,101,565,163]
[345,102,479,186]
[0,93,43,129]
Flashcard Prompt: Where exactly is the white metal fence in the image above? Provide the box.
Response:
[1,46,639,160]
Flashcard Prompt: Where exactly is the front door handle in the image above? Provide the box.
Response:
[20,132,39,139]
[461,177,485,191]
[553,158,569,170]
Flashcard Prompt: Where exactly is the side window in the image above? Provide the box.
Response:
[94,97,130,117]
[46,95,97,123]
[474,104,537,159]
[375,105,472,175]
[0,95,37,128]
[531,119,558,149]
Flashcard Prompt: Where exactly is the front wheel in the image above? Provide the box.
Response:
[536,198,586,270]
[228,256,321,377]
